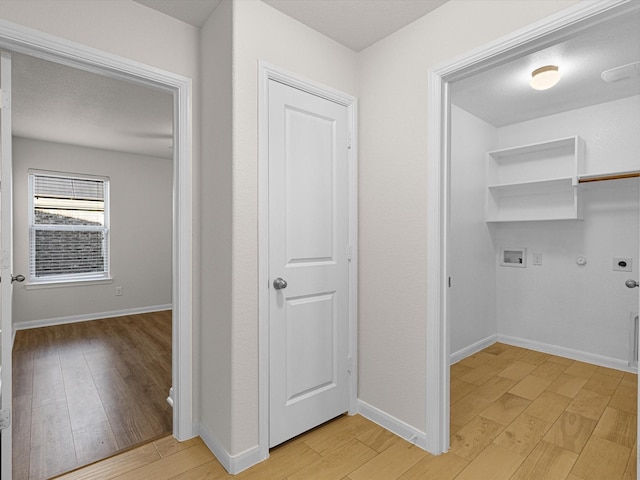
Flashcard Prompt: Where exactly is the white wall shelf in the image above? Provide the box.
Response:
[486,136,584,222]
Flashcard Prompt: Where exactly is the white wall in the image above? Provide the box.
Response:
[12,137,172,324]
[357,0,578,434]
[450,106,498,356]
[200,0,233,456]
[495,96,640,363]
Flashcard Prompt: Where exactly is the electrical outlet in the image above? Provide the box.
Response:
[532,253,543,266]
[115,286,123,296]
[614,257,632,272]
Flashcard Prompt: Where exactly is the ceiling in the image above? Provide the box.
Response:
[451,10,640,126]
[9,2,640,159]
[133,0,448,52]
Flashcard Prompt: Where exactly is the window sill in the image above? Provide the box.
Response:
[25,278,113,290]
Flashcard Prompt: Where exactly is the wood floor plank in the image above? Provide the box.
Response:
[509,375,552,401]
[571,436,630,480]
[453,444,525,480]
[565,388,610,421]
[72,421,119,466]
[287,438,377,480]
[396,452,468,480]
[543,412,597,454]
[509,440,578,480]
[347,440,426,480]
[479,392,531,426]
[546,373,588,399]
[493,412,552,457]
[525,391,572,423]
[449,415,504,461]
[112,443,214,480]
[592,407,637,448]
[55,442,161,480]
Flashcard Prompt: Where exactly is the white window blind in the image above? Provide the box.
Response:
[29,172,110,283]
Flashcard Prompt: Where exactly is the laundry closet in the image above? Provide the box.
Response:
[447,13,640,370]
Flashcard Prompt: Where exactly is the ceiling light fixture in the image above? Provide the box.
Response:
[530,65,560,90]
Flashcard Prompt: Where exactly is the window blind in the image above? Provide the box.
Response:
[29,173,110,282]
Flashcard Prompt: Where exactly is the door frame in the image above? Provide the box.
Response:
[0,19,195,442]
[258,61,358,461]
[425,0,640,455]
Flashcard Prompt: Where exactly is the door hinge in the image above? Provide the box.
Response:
[347,245,353,262]
[0,89,8,110]
[347,356,353,375]
[448,276,452,288]
[347,132,353,150]
[0,408,10,430]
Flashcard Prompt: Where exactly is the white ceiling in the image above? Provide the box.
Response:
[10,2,640,160]
[261,0,448,52]
[133,0,447,52]
[11,53,174,159]
[133,0,222,28]
[451,10,640,126]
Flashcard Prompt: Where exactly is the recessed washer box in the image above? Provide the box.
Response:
[614,257,633,272]
[501,248,527,268]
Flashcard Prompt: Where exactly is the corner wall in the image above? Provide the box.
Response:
[449,106,498,357]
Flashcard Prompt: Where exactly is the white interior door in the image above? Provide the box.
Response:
[268,79,350,448]
[0,50,13,480]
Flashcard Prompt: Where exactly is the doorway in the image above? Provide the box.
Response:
[0,23,194,480]
[425,0,640,455]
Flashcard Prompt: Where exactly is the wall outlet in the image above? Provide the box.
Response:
[115,286,123,296]
[532,253,543,266]
[614,257,632,272]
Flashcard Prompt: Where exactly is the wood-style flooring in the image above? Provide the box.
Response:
[12,311,173,480]
[55,342,637,480]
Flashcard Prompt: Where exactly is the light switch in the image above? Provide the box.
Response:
[532,253,542,266]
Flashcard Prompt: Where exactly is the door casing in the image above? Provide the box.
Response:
[258,61,358,463]
[425,0,640,455]
[0,18,195,455]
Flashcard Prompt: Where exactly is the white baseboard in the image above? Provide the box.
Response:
[197,421,266,475]
[13,304,173,331]
[498,334,637,373]
[450,334,498,365]
[357,399,427,450]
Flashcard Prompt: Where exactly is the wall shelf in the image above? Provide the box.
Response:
[486,136,584,222]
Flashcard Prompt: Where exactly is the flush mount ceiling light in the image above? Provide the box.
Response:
[530,65,560,90]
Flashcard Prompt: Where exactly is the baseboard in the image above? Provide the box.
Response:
[498,334,638,373]
[13,304,173,331]
[357,399,427,450]
[197,421,266,475]
[450,334,498,365]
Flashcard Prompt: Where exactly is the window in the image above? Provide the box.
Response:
[29,171,110,284]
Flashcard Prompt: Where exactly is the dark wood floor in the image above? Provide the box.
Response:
[12,310,173,480]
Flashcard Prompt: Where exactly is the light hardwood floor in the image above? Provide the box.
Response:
[56,342,637,480]
[12,311,173,480]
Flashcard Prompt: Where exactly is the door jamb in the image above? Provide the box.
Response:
[258,61,358,461]
[0,19,194,441]
[425,0,640,455]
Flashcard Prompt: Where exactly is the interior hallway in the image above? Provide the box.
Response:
[57,342,637,479]
[12,311,172,479]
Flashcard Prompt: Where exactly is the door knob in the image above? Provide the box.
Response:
[626,279,639,288]
[0,274,25,283]
[12,274,25,283]
[273,277,288,290]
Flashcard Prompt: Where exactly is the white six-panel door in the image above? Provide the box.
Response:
[268,79,350,448]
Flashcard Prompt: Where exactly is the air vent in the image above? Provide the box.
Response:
[601,61,640,83]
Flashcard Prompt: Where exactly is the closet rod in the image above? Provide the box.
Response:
[578,172,640,183]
